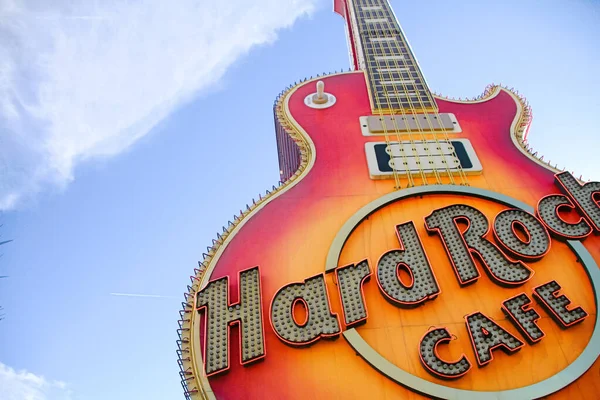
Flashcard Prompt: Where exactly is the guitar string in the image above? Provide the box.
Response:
[402,19,470,187]
[389,4,470,187]
[367,0,424,187]
[363,0,447,186]
[372,1,444,185]
[355,0,405,188]
[360,3,427,187]
[370,0,469,186]
[369,1,437,186]
[361,0,427,187]
[356,0,412,187]
[356,0,470,187]
[378,0,459,185]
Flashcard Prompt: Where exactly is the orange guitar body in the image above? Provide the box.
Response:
[178,71,600,399]
[178,0,599,397]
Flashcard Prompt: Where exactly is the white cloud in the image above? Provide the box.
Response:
[0,0,319,209]
[0,362,72,400]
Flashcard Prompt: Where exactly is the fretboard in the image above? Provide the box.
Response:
[346,0,437,112]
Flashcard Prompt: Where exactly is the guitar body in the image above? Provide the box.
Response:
[181,72,600,399]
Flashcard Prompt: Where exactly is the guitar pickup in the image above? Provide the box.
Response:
[365,139,482,179]
[360,113,461,136]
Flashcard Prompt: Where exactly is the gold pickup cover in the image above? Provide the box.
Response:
[365,113,456,133]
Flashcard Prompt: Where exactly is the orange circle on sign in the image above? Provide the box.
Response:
[338,193,595,391]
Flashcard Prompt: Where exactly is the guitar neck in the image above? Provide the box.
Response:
[342,0,437,113]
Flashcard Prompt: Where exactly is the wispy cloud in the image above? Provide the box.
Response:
[110,292,176,299]
[0,362,72,400]
[0,0,319,209]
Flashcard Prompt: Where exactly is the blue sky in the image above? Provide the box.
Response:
[0,0,598,399]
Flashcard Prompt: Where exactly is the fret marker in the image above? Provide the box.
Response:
[370,37,397,43]
[365,18,387,24]
[376,67,409,73]
[385,92,418,98]
[375,55,405,61]
[379,80,416,85]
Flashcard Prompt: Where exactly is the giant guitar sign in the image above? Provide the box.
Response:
[177,1,599,399]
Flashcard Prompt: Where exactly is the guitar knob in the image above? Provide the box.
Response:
[304,80,336,109]
[312,81,328,104]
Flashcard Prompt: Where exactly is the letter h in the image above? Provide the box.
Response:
[195,266,265,376]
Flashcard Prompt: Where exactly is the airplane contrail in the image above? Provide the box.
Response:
[32,15,110,20]
[110,292,178,299]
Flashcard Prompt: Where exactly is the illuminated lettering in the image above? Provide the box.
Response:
[376,222,440,307]
[555,172,600,231]
[336,260,371,327]
[270,274,341,345]
[425,204,533,286]
[465,311,524,367]
[533,280,588,328]
[195,266,265,376]
[537,194,593,240]
[419,327,471,379]
[188,181,598,386]
[501,293,545,343]
[493,209,550,260]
